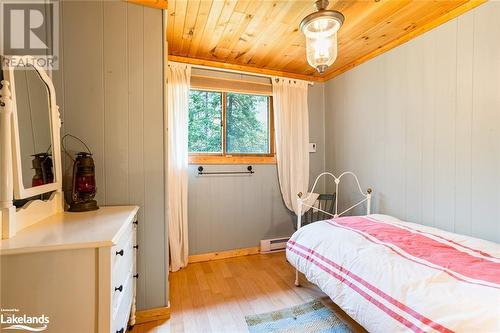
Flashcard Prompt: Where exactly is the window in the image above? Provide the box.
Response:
[188,89,275,164]
[188,90,222,153]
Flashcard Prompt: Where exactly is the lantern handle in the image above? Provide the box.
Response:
[61,133,92,162]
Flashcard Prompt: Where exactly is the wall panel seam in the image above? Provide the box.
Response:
[101,0,107,205]
[141,6,148,307]
[453,19,458,233]
[469,10,475,237]
[126,2,130,205]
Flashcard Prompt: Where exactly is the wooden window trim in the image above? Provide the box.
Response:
[189,155,276,165]
[189,90,276,165]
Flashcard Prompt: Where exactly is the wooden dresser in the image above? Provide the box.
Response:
[0,206,139,333]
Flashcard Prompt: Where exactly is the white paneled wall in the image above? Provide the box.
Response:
[52,1,166,310]
[325,2,500,242]
[188,164,295,255]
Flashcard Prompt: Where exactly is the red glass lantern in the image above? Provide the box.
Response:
[31,153,53,187]
[69,152,99,212]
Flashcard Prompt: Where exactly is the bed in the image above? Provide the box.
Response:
[286,172,500,333]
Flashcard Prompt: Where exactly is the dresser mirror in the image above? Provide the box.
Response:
[14,66,54,190]
[0,56,63,238]
[4,60,62,200]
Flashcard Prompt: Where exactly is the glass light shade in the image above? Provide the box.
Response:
[305,32,337,73]
[300,11,343,73]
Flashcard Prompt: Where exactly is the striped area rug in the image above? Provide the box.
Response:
[245,299,352,333]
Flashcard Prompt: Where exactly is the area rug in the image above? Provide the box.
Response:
[245,299,352,333]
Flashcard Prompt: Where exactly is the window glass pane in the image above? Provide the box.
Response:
[188,90,222,153]
[226,92,269,154]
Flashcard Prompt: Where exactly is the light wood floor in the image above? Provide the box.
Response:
[131,252,366,333]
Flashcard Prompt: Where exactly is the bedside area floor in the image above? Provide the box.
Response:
[131,252,365,333]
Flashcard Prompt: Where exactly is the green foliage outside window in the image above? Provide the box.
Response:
[188,90,270,154]
[188,90,222,153]
[226,92,269,153]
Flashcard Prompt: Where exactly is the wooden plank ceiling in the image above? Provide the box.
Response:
[127,0,168,9]
[167,0,484,81]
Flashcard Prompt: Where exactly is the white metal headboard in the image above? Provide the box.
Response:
[296,171,373,230]
[293,171,372,287]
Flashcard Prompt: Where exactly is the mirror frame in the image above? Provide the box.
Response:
[3,57,62,199]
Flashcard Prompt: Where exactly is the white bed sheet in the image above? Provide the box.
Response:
[286,214,500,333]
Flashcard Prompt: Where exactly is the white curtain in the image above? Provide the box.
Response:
[166,63,191,272]
[272,77,311,215]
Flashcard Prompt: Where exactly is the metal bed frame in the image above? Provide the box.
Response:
[294,171,373,286]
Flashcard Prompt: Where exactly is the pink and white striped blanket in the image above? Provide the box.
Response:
[286,214,500,333]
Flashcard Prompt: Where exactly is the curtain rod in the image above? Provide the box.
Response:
[168,61,314,86]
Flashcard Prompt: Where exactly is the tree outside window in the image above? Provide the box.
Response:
[188,90,273,157]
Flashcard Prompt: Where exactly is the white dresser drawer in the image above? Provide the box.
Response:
[112,221,133,268]
[110,214,137,330]
[112,272,134,333]
[112,233,134,293]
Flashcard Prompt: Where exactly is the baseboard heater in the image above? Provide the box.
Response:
[260,237,290,253]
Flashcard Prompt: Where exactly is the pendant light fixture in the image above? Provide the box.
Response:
[300,0,344,74]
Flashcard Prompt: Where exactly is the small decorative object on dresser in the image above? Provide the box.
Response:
[31,153,54,187]
[69,151,99,212]
[61,134,100,212]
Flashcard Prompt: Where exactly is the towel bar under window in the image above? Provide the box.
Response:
[197,165,254,175]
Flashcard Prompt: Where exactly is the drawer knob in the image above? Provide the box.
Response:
[115,285,123,292]
[133,274,139,279]
[133,245,138,250]
[115,249,124,256]
[116,328,124,333]
[133,221,138,225]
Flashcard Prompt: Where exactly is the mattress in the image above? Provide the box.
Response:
[286,214,500,333]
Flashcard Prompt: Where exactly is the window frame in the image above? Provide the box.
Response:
[188,88,276,165]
